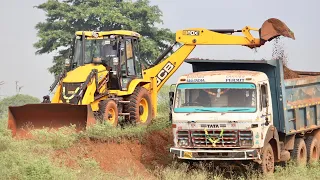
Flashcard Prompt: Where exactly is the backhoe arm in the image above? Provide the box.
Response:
[142,18,294,117]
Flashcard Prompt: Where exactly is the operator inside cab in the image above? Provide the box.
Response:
[91,40,118,68]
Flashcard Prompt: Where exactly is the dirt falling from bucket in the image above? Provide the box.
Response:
[271,38,299,79]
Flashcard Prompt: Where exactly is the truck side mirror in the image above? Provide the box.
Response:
[169,91,174,122]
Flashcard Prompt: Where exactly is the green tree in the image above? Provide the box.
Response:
[0,94,40,118]
[34,0,175,76]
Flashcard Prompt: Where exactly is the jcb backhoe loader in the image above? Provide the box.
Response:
[7,18,294,137]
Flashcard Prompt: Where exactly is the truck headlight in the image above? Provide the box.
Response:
[178,139,188,146]
[240,139,253,146]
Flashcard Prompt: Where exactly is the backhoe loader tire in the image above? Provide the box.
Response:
[98,100,118,127]
[125,87,152,125]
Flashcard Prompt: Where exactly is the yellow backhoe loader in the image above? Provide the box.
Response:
[7,18,294,137]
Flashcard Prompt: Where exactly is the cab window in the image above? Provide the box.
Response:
[126,39,136,76]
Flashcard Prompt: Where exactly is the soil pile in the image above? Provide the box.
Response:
[283,65,300,79]
[52,128,173,178]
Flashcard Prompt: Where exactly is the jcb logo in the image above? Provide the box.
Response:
[183,30,200,36]
[156,62,175,87]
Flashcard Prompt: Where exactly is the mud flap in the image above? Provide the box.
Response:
[7,103,96,137]
[260,18,295,43]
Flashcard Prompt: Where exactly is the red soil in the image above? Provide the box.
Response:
[283,65,300,79]
[52,128,173,178]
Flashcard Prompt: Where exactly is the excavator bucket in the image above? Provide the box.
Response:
[260,18,295,42]
[7,103,96,138]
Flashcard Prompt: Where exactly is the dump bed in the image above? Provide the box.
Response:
[185,59,320,135]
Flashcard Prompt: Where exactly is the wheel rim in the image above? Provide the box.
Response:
[311,145,318,160]
[107,107,116,125]
[265,149,274,172]
[139,98,148,123]
[298,146,307,165]
[300,148,304,159]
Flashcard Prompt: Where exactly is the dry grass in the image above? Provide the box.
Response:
[1,117,320,180]
[0,86,319,179]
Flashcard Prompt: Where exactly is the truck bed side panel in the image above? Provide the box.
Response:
[284,75,320,134]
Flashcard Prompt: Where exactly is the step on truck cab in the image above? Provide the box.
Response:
[169,59,320,174]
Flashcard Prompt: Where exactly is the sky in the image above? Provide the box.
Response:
[0,0,318,99]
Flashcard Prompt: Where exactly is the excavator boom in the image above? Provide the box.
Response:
[143,18,294,116]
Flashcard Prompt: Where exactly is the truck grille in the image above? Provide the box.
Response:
[177,129,253,148]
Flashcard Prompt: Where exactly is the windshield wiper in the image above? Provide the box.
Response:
[194,109,217,112]
[229,108,251,112]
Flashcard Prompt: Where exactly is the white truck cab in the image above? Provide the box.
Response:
[169,70,273,161]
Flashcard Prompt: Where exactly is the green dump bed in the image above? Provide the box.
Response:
[185,59,320,135]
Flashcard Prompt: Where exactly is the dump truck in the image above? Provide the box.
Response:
[169,58,320,174]
[7,18,294,138]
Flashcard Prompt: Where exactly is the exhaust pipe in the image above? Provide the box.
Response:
[260,18,295,42]
[8,103,96,138]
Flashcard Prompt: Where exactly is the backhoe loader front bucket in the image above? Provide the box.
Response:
[8,103,96,138]
[260,18,295,42]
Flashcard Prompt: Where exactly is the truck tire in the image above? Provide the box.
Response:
[314,130,320,161]
[125,87,152,125]
[98,100,119,127]
[306,136,319,164]
[260,143,275,174]
[291,138,307,166]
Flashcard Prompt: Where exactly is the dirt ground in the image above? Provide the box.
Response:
[52,128,173,178]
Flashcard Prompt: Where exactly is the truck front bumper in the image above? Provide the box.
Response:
[170,148,261,160]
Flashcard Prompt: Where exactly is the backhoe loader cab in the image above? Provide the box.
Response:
[67,31,145,91]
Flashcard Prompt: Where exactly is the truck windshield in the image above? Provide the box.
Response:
[73,38,118,66]
[174,83,257,113]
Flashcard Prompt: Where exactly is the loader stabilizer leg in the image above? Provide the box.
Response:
[260,18,295,43]
[8,103,96,137]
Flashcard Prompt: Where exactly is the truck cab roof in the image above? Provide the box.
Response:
[178,70,268,84]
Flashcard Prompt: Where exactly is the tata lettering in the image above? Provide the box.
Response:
[207,124,219,128]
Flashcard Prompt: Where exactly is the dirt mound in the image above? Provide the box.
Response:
[271,36,300,80]
[52,128,173,178]
[141,128,174,168]
[283,65,300,79]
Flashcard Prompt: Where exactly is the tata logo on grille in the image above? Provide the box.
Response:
[207,124,219,128]
[200,124,220,128]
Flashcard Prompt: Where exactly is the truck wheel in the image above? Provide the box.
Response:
[125,87,152,125]
[260,143,275,174]
[314,130,320,161]
[292,138,307,166]
[99,100,118,127]
[306,136,319,164]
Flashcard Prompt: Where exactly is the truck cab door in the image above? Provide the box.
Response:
[259,83,271,126]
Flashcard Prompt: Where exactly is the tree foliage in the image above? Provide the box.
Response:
[0,94,40,118]
[34,0,175,76]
